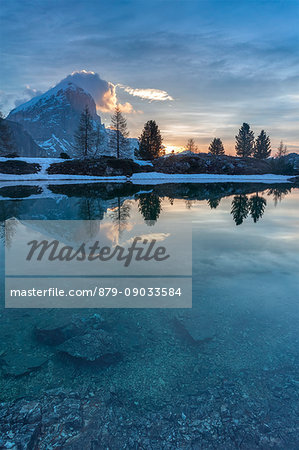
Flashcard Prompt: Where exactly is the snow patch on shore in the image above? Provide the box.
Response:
[0,157,292,184]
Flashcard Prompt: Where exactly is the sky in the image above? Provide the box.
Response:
[1,0,298,154]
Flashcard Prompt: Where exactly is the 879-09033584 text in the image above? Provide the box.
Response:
[9,286,183,298]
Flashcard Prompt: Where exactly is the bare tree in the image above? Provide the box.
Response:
[94,123,104,157]
[74,106,96,158]
[185,138,198,153]
[275,140,287,158]
[110,105,129,158]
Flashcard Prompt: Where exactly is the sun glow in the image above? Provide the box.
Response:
[164,145,184,154]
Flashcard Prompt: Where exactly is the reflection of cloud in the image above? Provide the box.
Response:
[100,221,135,246]
[122,233,170,247]
[119,85,173,102]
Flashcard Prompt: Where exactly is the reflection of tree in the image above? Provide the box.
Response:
[207,198,221,209]
[267,186,291,207]
[185,200,194,209]
[138,193,162,226]
[77,198,106,238]
[109,197,132,236]
[77,198,105,221]
[231,195,249,225]
[249,193,267,223]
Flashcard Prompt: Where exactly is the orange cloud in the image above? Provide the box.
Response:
[60,71,136,114]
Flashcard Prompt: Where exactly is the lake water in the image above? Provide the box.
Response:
[0,182,298,447]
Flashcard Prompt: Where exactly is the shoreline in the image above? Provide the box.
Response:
[0,157,296,184]
[0,173,293,184]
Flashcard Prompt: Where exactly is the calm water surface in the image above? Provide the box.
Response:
[0,182,298,443]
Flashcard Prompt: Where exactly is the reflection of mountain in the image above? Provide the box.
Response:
[0,196,112,223]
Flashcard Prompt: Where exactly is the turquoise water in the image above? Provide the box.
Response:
[0,182,298,445]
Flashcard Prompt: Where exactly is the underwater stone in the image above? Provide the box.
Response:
[58,329,121,364]
[174,312,216,343]
[2,354,48,378]
[35,313,104,345]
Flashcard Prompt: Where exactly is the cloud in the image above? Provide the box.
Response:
[0,91,15,114]
[119,85,173,102]
[14,85,43,107]
[59,70,135,113]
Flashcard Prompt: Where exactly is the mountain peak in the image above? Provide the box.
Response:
[7,80,102,156]
[10,81,96,116]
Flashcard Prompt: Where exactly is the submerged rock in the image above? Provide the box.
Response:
[174,312,216,343]
[2,354,48,378]
[58,329,121,364]
[35,313,104,345]
[1,379,298,450]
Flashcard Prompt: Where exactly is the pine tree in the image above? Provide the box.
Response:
[235,123,254,157]
[209,138,225,156]
[275,140,287,158]
[110,105,129,159]
[0,112,14,155]
[138,120,163,160]
[254,130,271,159]
[185,138,198,153]
[74,106,96,158]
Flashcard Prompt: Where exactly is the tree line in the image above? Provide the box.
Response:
[75,105,288,161]
[186,123,288,159]
[0,105,289,162]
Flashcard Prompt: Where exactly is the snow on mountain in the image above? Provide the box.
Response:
[7,80,127,158]
[1,118,46,157]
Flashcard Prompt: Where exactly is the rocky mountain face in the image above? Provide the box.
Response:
[7,81,107,157]
[0,118,45,157]
[284,152,299,171]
